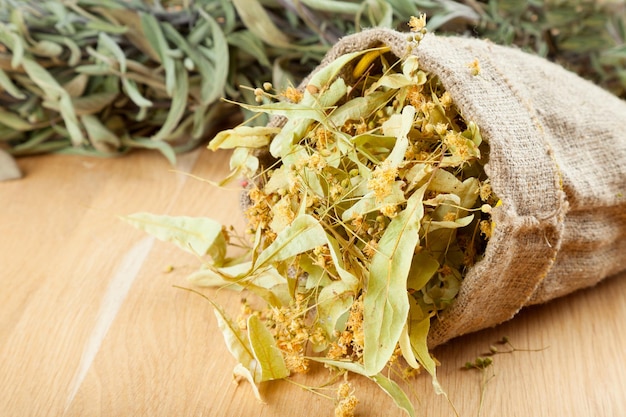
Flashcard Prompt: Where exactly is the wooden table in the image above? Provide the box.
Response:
[1,147,625,417]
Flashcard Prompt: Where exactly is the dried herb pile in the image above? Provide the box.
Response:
[126,17,500,416]
[0,0,624,162]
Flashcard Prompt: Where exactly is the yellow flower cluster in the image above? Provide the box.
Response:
[265,296,311,374]
[334,382,359,417]
[327,295,365,361]
[368,161,398,203]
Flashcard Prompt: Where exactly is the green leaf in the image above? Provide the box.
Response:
[123,213,227,263]
[58,92,86,146]
[296,0,361,15]
[120,136,176,165]
[426,214,475,232]
[20,57,64,97]
[98,31,127,73]
[140,12,176,95]
[0,28,25,68]
[72,92,118,115]
[329,90,396,128]
[227,30,271,68]
[247,314,290,382]
[0,68,26,99]
[406,251,440,292]
[80,114,120,151]
[317,281,354,337]
[254,214,328,271]
[307,50,365,91]
[370,373,417,417]
[121,78,153,108]
[408,313,445,395]
[363,184,426,376]
[385,105,415,166]
[86,18,129,35]
[269,77,348,158]
[211,301,260,383]
[61,36,82,66]
[209,125,280,150]
[231,0,292,49]
[0,108,33,131]
[162,22,216,106]
[198,8,229,104]
[151,60,188,142]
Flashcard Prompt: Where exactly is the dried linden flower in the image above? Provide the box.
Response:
[188,15,498,416]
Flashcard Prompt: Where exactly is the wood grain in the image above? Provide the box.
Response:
[1,148,624,417]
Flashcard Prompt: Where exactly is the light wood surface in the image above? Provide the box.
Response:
[1,147,625,417]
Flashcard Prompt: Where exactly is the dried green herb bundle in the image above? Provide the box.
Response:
[126,18,499,415]
[0,0,412,160]
[1,0,624,163]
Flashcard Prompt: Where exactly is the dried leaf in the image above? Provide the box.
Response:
[197,9,229,105]
[0,68,25,99]
[233,364,264,402]
[227,30,272,68]
[363,184,426,376]
[151,60,188,142]
[254,214,328,271]
[231,0,292,49]
[0,108,33,131]
[406,251,440,292]
[72,92,118,115]
[97,32,127,73]
[317,281,355,337]
[329,90,396,128]
[63,73,89,98]
[123,213,227,263]
[426,214,475,232]
[211,302,261,383]
[247,314,290,381]
[209,125,280,150]
[80,114,120,151]
[140,12,176,95]
[121,77,153,108]
[408,313,445,395]
[120,137,176,165]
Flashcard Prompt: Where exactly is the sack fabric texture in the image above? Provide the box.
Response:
[269,29,626,348]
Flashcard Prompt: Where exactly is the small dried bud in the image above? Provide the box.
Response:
[306,84,319,95]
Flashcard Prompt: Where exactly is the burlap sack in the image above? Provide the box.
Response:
[270,29,626,348]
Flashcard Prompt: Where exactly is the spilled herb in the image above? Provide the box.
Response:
[125,17,500,415]
[463,336,549,417]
